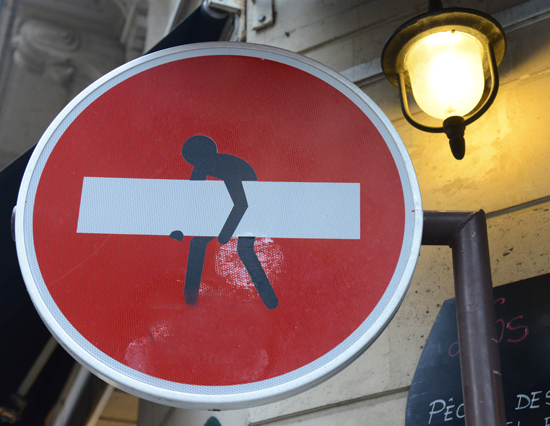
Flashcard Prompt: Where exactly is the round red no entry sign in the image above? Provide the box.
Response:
[15,43,422,409]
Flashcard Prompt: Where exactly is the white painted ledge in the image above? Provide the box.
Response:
[340,0,550,87]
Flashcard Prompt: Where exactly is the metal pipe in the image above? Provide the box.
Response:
[422,211,474,245]
[147,0,229,55]
[423,210,506,426]
[50,365,91,426]
[16,336,58,398]
[84,384,115,426]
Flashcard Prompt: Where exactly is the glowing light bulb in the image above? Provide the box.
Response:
[406,30,485,120]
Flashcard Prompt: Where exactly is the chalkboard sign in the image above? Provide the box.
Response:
[406,274,550,426]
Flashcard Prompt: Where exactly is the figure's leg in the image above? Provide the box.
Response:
[185,236,214,305]
[237,237,278,309]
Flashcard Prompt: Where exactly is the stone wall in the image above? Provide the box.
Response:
[0,0,147,169]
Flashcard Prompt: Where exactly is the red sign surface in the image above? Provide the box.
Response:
[16,44,422,408]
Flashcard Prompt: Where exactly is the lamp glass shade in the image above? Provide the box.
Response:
[406,30,485,120]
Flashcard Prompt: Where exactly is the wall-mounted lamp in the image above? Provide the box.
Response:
[381,2,506,159]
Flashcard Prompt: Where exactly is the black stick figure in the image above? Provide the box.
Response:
[170,135,278,310]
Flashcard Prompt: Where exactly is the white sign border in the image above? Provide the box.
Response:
[15,42,423,409]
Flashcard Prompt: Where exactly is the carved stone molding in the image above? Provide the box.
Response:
[12,19,80,85]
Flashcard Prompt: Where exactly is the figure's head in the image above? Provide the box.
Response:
[181,135,217,165]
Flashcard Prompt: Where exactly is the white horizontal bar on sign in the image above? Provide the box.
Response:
[77,177,360,239]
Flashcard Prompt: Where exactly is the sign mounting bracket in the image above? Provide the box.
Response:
[422,210,506,426]
[251,0,274,31]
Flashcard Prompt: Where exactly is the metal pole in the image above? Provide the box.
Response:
[422,210,506,426]
[50,365,91,426]
[16,336,58,398]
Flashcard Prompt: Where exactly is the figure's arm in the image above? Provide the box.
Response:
[219,180,248,244]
